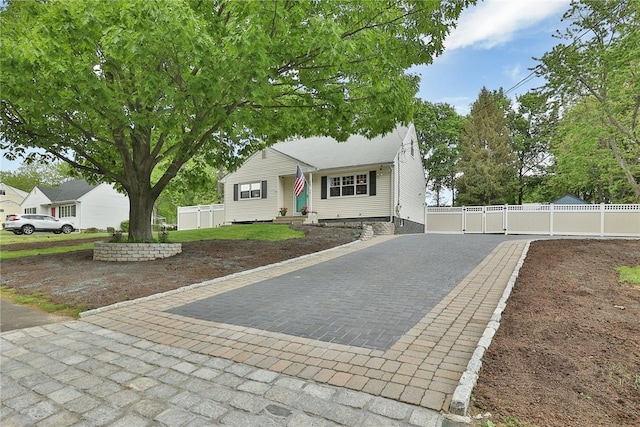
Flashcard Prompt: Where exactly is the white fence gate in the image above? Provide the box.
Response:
[177,204,225,230]
[425,204,640,237]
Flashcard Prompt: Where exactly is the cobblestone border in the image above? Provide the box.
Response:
[448,241,532,417]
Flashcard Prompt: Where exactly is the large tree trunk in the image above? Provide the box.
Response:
[127,190,157,242]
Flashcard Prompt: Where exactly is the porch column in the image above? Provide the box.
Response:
[309,173,313,212]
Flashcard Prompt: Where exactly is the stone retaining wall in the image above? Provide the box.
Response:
[360,225,374,241]
[93,242,182,262]
[370,222,395,235]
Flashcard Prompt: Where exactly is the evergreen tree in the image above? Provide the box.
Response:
[456,87,517,206]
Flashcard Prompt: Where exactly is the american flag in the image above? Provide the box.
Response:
[294,165,305,196]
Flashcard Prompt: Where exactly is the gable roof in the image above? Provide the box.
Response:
[271,125,411,171]
[0,183,29,198]
[552,194,589,205]
[38,179,96,202]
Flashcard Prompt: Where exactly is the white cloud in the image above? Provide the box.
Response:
[445,0,569,51]
[503,63,523,81]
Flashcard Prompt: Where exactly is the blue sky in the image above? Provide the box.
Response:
[413,0,571,114]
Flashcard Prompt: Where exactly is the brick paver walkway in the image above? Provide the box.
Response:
[80,235,529,412]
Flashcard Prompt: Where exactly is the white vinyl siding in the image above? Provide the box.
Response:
[396,126,426,225]
[224,148,299,222]
[20,187,52,215]
[221,124,425,225]
[312,167,392,220]
[77,183,129,229]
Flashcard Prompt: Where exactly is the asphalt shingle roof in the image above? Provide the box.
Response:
[38,179,95,202]
[271,125,409,171]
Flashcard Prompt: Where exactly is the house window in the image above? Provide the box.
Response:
[329,173,368,197]
[0,190,5,195]
[59,205,76,217]
[410,139,415,157]
[240,182,262,200]
[24,208,36,214]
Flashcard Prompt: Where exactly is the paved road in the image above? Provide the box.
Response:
[1,234,531,426]
[0,299,70,332]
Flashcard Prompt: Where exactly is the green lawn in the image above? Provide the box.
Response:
[617,266,640,286]
[0,286,86,318]
[0,230,110,245]
[0,224,304,260]
[170,224,304,242]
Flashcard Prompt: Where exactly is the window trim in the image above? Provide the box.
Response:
[234,180,267,201]
[58,204,77,218]
[327,172,369,198]
[24,207,36,214]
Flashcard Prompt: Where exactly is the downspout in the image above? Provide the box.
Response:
[389,165,395,221]
[396,153,401,221]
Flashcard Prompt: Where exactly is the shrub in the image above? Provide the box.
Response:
[84,227,100,234]
[106,227,115,234]
[120,220,129,232]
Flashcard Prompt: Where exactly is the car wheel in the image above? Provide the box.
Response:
[22,225,35,235]
[61,225,73,234]
[12,230,23,235]
[53,230,62,234]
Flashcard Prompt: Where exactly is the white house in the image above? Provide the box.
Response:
[222,124,426,234]
[1,182,29,226]
[20,179,129,230]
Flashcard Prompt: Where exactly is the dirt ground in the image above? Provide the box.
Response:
[471,239,640,427]
[1,232,638,426]
[0,225,358,309]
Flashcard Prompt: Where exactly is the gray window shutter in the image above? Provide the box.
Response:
[261,180,267,198]
[233,184,238,201]
[321,176,327,199]
[369,171,376,196]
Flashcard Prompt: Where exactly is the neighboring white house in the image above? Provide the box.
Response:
[0,182,29,226]
[20,179,129,230]
[222,124,426,234]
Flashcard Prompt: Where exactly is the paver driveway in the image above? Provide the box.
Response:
[81,234,529,412]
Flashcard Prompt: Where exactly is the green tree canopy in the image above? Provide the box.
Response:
[0,162,70,192]
[1,0,473,240]
[456,87,517,206]
[548,98,637,203]
[414,100,465,206]
[536,0,640,200]
[507,91,557,204]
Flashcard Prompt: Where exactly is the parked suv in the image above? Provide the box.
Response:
[4,214,76,235]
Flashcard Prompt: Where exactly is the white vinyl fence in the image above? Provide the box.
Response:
[177,204,225,231]
[425,204,640,237]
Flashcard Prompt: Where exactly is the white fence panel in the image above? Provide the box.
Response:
[177,204,225,230]
[425,204,640,237]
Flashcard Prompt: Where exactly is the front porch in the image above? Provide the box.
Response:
[272,212,318,226]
